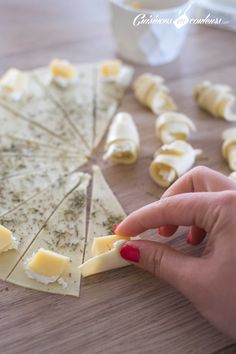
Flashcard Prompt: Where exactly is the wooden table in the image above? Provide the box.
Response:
[0,1,236,353]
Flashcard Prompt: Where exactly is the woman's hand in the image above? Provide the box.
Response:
[115,166,236,339]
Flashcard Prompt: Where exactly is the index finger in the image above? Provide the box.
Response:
[116,192,219,237]
[162,166,236,200]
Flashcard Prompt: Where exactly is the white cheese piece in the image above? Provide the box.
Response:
[99,60,122,79]
[133,73,177,114]
[93,63,134,149]
[48,59,78,88]
[7,173,90,296]
[99,60,133,86]
[103,112,140,164]
[156,112,196,144]
[24,248,70,284]
[91,234,129,256]
[0,225,18,254]
[79,240,129,278]
[0,173,83,281]
[84,165,126,262]
[193,81,236,121]
[0,69,29,101]
[149,140,202,187]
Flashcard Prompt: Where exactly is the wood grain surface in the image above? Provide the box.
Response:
[0,1,236,353]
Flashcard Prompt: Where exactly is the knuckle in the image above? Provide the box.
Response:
[191,165,210,178]
[220,190,236,207]
[150,246,165,278]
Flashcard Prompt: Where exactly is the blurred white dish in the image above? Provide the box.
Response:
[109,0,193,65]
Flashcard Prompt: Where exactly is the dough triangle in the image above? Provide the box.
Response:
[84,165,126,262]
[0,172,83,280]
[8,173,90,296]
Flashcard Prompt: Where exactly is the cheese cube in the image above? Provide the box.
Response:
[99,60,121,78]
[25,248,70,284]
[49,59,77,80]
[0,225,17,253]
[0,68,28,94]
[0,225,14,253]
[79,246,129,277]
[91,235,128,256]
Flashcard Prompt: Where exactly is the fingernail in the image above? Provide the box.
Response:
[112,223,120,233]
[186,231,191,244]
[120,244,140,263]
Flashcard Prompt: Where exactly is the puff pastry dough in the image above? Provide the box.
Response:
[79,237,129,277]
[149,140,202,187]
[103,112,140,164]
[133,73,177,114]
[193,81,236,121]
[156,112,196,144]
[222,128,236,171]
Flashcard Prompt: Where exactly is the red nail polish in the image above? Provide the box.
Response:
[112,224,120,233]
[120,244,140,263]
[186,231,191,244]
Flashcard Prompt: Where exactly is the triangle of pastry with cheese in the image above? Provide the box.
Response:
[0,69,89,155]
[84,165,126,262]
[80,165,130,277]
[34,62,95,151]
[93,61,134,149]
[0,172,83,280]
[8,173,90,297]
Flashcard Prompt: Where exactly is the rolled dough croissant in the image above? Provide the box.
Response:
[222,128,236,171]
[103,112,140,164]
[193,81,236,121]
[133,73,177,115]
[149,140,202,187]
[156,112,196,144]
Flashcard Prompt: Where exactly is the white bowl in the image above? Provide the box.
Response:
[109,0,193,65]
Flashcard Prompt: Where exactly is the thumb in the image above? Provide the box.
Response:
[120,240,203,300]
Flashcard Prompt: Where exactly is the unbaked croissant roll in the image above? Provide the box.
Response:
[156,112,196,144]
[103,112,140,164]
[133,73,177,115]
[193,81,236,121]
[149,140,202,187]
[222,128,236,171]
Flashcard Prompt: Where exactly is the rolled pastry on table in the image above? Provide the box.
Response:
[156,112,196,144]
[103,112,140,164]
[133,73,177,115]
[222,128,236,171]
[193,81,236,121]
[149,140,202,188]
